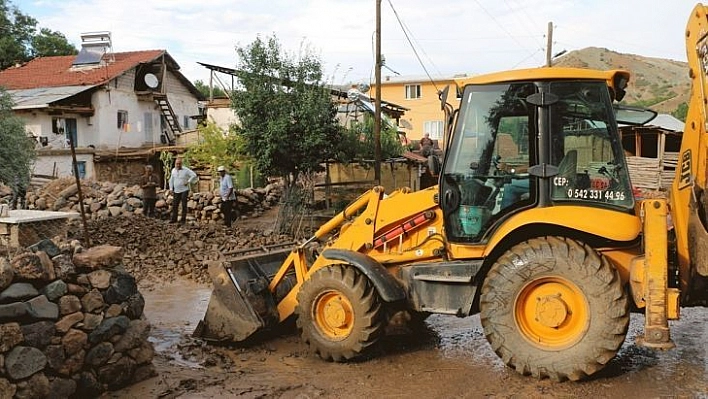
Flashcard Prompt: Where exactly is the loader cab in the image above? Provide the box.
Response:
[440,70,635,243]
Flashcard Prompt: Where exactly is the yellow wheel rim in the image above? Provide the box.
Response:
[314,290,354,340]
[515,276,589,350]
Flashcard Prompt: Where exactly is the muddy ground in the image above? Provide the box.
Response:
[104,214,707,399]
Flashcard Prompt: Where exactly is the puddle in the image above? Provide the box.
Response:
[141,279,213,368]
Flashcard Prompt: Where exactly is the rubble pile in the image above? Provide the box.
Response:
[73,216,295,285]
[19,178,283,222]
[0,243,155,398]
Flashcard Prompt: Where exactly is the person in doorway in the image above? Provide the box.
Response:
[168,157,197,224]
[419,132,434,157]
[217,166,238,227]
[140,165,159,217]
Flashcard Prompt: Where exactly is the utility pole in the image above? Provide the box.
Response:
[374,0,382,184]
[546,22,553,67]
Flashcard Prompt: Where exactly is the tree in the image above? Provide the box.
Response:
[0,87,35,192]
[672,102,688,122]
[231,35,343,189]
[337,115,404,164]
[194,79,226,99]
[0,0,76,70]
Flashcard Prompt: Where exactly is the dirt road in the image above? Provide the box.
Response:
[110,277,708,399]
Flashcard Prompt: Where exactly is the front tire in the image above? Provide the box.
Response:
[480,236,629,381]
[296,265,385,361]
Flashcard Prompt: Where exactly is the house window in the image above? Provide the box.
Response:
[405,84,422,99]
[117,110,128,130]
[424,120,444,140]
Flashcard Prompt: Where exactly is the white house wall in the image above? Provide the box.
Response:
[33,153,94,179]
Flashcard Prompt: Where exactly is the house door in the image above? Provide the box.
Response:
[65,118,78,146]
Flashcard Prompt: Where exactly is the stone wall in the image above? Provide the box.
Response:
[0,243,154,398]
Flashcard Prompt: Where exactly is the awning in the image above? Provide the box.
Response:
[9,85,95,110]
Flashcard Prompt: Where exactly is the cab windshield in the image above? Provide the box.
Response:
[441,80,634,242]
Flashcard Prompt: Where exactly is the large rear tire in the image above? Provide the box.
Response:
[296,265,385,361]
[480,236,629,381]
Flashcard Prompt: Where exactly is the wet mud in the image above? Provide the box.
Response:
[111,278,708,398]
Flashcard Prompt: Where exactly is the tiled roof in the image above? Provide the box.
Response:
[0,50,166,90]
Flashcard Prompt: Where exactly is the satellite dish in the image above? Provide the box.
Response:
[144,73,159,89]
[358,83,370,93]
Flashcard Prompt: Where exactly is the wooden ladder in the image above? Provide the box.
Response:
[154,94,182,144]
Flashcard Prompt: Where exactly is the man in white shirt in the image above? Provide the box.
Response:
[168,157,198,224]
[217,165,238,227]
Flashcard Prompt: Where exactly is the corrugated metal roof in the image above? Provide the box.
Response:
[8,86,94,110]
[647,113,685,132]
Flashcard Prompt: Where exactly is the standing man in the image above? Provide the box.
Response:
[217,165,237,227]
[168,157,197,224]
[419,132,434,157]
[140,165,159,217]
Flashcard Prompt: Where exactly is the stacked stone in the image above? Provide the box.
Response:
[21,178,283,222]
[0,243,155,398]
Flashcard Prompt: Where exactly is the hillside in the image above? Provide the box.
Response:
[553,47,690,114]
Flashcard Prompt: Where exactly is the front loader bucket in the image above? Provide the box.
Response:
[194,248,293,342]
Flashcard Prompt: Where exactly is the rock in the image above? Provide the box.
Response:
[82,313,103,331]
[0,322,23,352]
[0,283,39,303]
[55,312,84,334]
[0,302,28,322]
[58,295,81,316]
[27,239,61,258]
[87,270,112,289]
[61,329,87,356]
[5,346,47,380]
[103,273,137,304]
[10,253,44,280]
[98,355,136,390]
[0,258,13,291]
[132,363,156,383]
[114,320,150,352]
[20,321,55,348]
[57,349,84,376]
[88,315,129,344]
[127,341,154,365]
[58,184,78,198]
[26,295,59,320]
[123,292,145,319]
[105,304,122,318]
[74,371,102,398]
[52,254,76,280]
[72,245,124,269]
[81,289,104,313]
[66,283,87,295]
[43,345,64,371]
[41,280,67,302]
[0,378,16,399]
[47,377,76,399]
[35,251,56,281]
[13,372,50,399]
[85,342,114,367]
[107,206,122,217]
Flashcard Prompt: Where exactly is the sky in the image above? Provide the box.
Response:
[14,0,701,88]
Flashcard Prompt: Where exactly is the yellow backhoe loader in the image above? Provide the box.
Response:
[195,4,708,381]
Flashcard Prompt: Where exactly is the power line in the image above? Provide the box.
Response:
[386,0,440,92]
[472,0,537,62]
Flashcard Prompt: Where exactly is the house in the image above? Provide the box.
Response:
[368,74,465,144]
[0,32,203,182]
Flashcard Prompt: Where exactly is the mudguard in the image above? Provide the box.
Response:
[322,248,406,302]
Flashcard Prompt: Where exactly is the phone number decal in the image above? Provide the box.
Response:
[566,189,626,201]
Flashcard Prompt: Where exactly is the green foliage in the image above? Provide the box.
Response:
[0,87,35,190]
[0,0,76,70]
[194,80,226,98]
[231,35,343,187]
[672,102,688,122]
[337,115,404,164]
[184,120,244,175]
